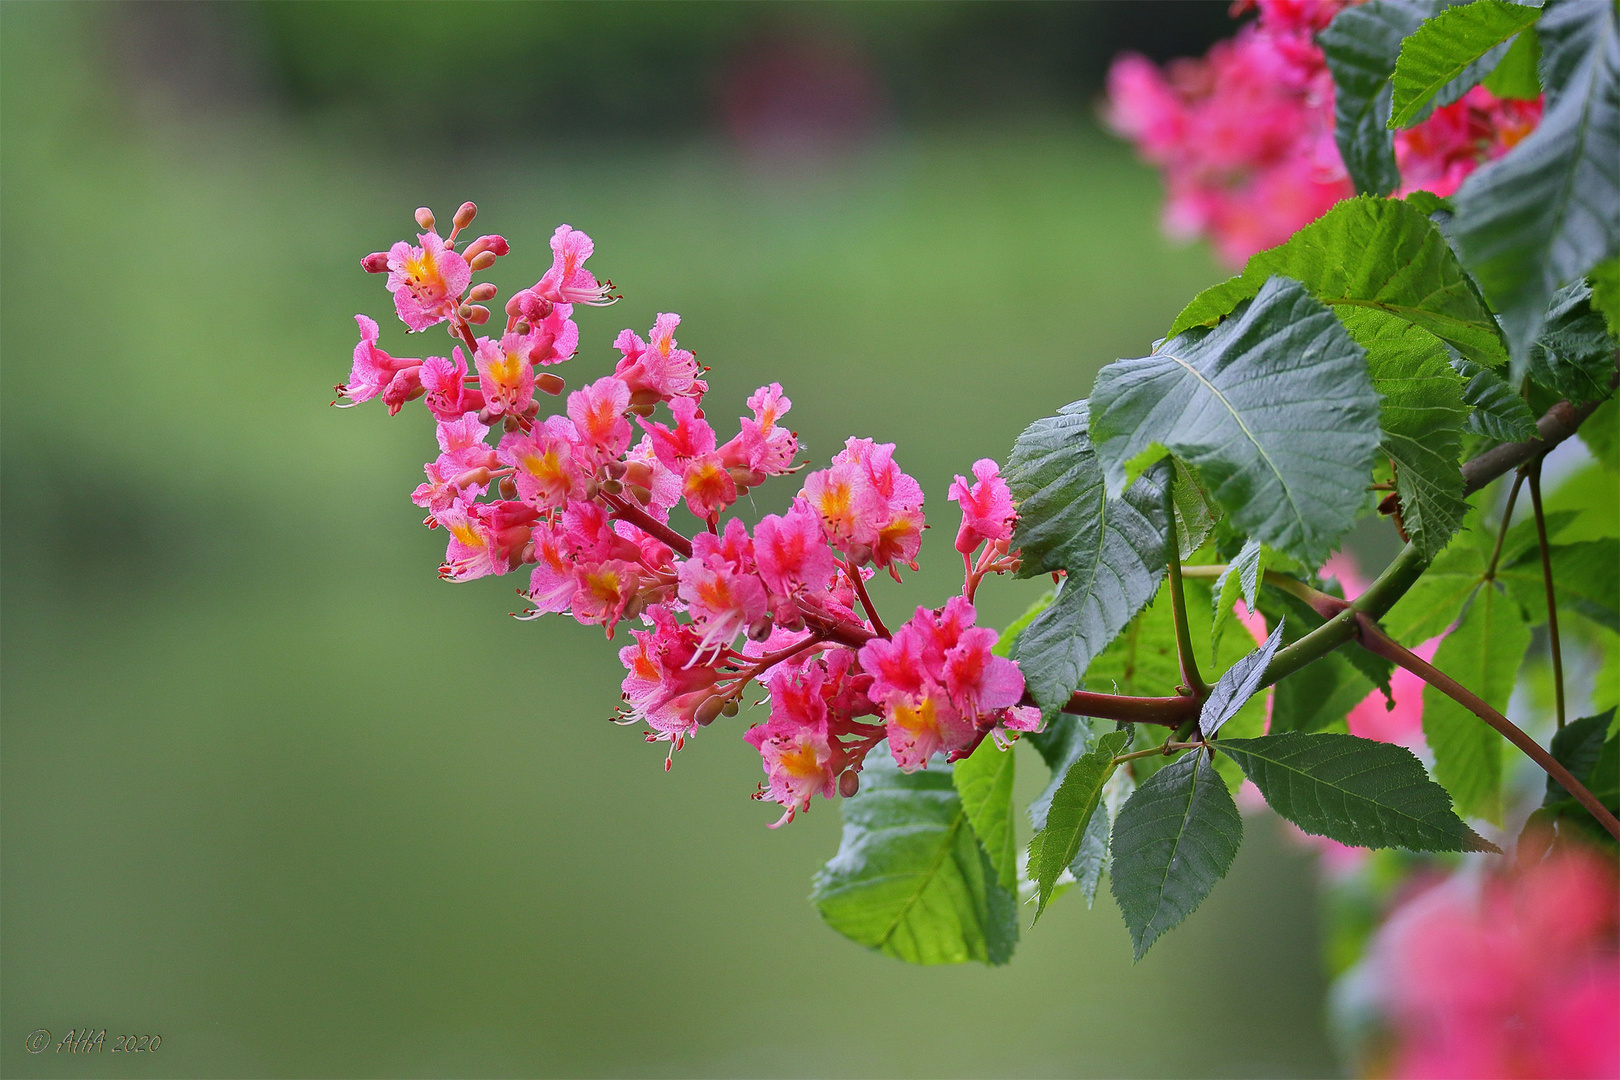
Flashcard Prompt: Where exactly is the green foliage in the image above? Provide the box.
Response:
[1546,709,1617,806]
[1110,750,1243,960]
[1211,538,1265,653]
[813,746,1017,966]
[1389,0,1542,128]
[1201,623,1286,738]
[1027,713,1097,829]
[1592,257,1620,337]
[1006,404,1169,709]
[1093,276,1381,566]
[1340,308,1471,557]
[1028,730,1130,920]
[1451,0,1620,371]
[1452,354,1541,441]
[1485,21,1544,98]
[1171,459,1221,559]
[1499,538,1620,632]
[1580,396,1619,471]
[1527,281,1620,405]
[1216,733,1498,852]
[1170,196,1509,368]
[953,738,1019,892]
[1422,584,1531,824]
[1319,0,1440,195]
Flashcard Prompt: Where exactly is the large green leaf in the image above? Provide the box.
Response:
[1027,730,1130,920]
[1390,0,1543,128]
[1110,750,1243,960]
[1007,404,1169,709]
[1452,354,1540,442]
[1499,538,1620,631]
[1484,23,1543,99]
[1216,732,1499,852]
[1527,280,1620,404]
[1170,196,1509,368]
[813,746,1017,966]
[1320,0,1440,195]
[1451,0,1620,372]
[1094,276,1380,567]
[1422,583,1531,824]
[1201,622,1286,738]
[953,737,1018,892]
[1546,709,1617,805]
[1341,309,1471,557]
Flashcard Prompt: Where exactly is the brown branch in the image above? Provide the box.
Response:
[1055,690,1200,728]
[1354,614,1619,842]
[1461,357,1617,496]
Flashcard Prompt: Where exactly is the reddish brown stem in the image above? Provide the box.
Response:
[1354,613,1619,842]
[1052,689,1200,728]
[1526,457,1566,728]
[844,561,890,639]
[605,496,694,558]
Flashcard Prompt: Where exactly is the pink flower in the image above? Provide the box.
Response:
[524,301,579,367]
[497,416,584,511]
[884,688,973,772]
[754,499,838,601]
[613,314,707,405]
[1368,847,1620,1079]
[721,383,797,478]
[800,437,925,575]
[473,335,537,421]
[678,520,769,656]
[337,314,421,409]
[435,499,537,582]
[534,225,616,307]
[566,376,633,465]
[746,664,839,826]
[942,626,1025,716]
[948,458,1015,555]
[617,605,723,742]
[1396,84,1543,198]
[386,230,471,331]
[419,351,483,422]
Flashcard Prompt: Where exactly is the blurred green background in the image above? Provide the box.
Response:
[1,3,1340,1077]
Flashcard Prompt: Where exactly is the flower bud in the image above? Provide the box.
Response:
[453,201,478,230]
[605,460,628,480]
[360,251,389,273]
[629,484,653,506]
[469,250,498,272]
[721,699,739,717]
[504,415,522,433]
[747,616,773,642]
[536,373,566,396]
[628,388,663,411]
[839,771,860,798]
[466,305,490,324]
[600,478,624,496]
[469,282,498,302]
[458,303,475,320]
[694,695,727,728]
[464,234,510,259]
[623,462,653,489]
[499,476,518,500]
[628,402,656,418]
[513,319,531,335]
[415,207,435,230]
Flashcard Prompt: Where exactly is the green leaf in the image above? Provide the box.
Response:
[954,738,1019,892]
[1007,404,1169,709]
[1109,750,1242,960]
[994,590,1054,659]
[1452,353,1541,442]
[1260,583,1394,701]
[1094,276,1381,567]
[1500,538,1620,631]
[1580,395,1619,472]
[1381,540,1488,644]
[1070,775,1121,908]
[1028,730,1129,920]
[1484,22,1544,99]
[1171,459,1220,559]
[1201,622,1287,738]
[1451,0,1620,373]
[1212,538,1265,653]
[1216,732,1499,852]
[813,746,1017,966]
[1270,648,1376,734]
[1170,196,1509,369]
[1591,256,1620,338]
[1390,0,1543,128]
[1527,280,1620,405]
[1320,0,1440,194]
[1341,309,1472,557]
[1546,708,1616,805]
[1423,583,1531,824]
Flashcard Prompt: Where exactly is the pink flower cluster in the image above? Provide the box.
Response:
[337,204,1035,826]
[1366,846,1619,1079]
[1104,0,1543,265]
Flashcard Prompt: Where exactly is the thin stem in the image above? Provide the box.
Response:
[845,561,890,639]
[1527,456,1566,728]
[604,494,694,558]
[1355,614,1619,842]
[1484,467,1527,580]
[1163,487,1206,696]
[1112,741,1200,765]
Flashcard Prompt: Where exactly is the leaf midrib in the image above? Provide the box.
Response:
[877,810,969,954]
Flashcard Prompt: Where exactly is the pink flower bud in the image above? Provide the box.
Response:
[839,771,860,798]
[453,201,477,230]
[360,251,390,273]
[415,207,435,230]
[536,373,566,397]
[694,695,727,727]
[466,305,490,325]
[469,282,498,302]
[469,250,497,272]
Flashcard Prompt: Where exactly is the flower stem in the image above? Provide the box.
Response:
[1483,467,1527,581]
[1354,613,1619,842]
[1526,456,1566,728]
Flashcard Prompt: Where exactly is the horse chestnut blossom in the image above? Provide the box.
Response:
[336,203,1039,827]
[1104,0,1543,265]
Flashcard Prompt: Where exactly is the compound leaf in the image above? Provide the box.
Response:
[1028,730,1130,920]
[1170,195,1509,368]
[1216,732,1499,852]
[813,746,1017,966]
[1008,403,1169,709]
[1451,0,1620,373]
[1094,276,1381,567]
[1390,0,1543,128]
[1110,750,1242,960]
